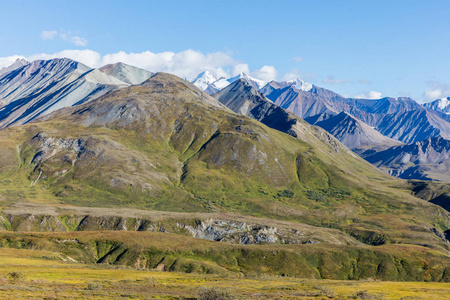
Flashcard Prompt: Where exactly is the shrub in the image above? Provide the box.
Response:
[354,290,384,300]
[277,189,295,198]
[7,271,25,282]
[87,282,102,291]
[198,287,234,300]
[315,286,336,298]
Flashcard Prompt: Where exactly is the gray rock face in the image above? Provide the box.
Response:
[99,62,153,85]
[213,79,299,137]
[0,58,130,128]
[424,97,450,114]
[0,58,29,76]
[306,112,402,151]
[361,136,450,181]
[0,210,346,245]
[176,219,317,245]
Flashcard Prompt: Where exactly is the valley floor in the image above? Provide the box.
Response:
[0,248,449,300]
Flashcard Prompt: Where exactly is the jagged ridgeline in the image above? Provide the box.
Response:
[0,72,450,280]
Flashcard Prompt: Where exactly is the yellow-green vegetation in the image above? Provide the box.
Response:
[0,247,449,299]
[0,231,449,282]
[0,73,449,283]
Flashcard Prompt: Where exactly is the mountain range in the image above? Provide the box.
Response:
[191,70,450,181]
[2,57,450,181]
[0,60,450,281]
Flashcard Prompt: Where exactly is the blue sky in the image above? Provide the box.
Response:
[1,0,449,102]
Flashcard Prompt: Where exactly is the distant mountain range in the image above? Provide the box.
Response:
[192,70,450,181]
[361,136,450,181]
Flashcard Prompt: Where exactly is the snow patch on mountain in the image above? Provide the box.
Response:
[228,73,267,90]
[438,97,450,110]
[191,71,218,91]
[192,71,267,94]
[286,78,313,92]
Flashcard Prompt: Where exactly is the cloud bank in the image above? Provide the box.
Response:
[0,49,283,81]
[355,91,382,99]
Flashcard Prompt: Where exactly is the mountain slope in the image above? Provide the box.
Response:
[0,72,448,277]
[361,136,450,181]
[306,112,403,151]
[0,58,129,128]
[99,62,153,84]
[213,79,356,151]
[424,97,450,114]
[0,58,29,76]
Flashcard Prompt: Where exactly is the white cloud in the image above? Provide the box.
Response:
[0,49,282,82]
[40,30,58,40]
[102,50,237,80]
[423,81,450,101]
[293,56,303,62]
[424,89,442,100]
[69,36,88,47]
[1,49,245,80]
[281,68,302,81]
[231,63,250,76]
[355,91,382,99]
[40,30,88,47]
[251,65,278,82]
[322,75,352,85]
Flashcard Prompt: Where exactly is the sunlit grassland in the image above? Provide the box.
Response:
[0,248,449,299]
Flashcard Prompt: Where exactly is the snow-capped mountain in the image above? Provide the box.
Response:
[191,71,218,91]
[424,97,450,114]
[192,72,267,94]
[0,58,153,128]
[285,78,313,92]
[227,73,267,90]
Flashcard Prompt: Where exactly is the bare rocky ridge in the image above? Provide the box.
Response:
[306,112,402,151]
[99,62,154,85]
[0,58,154,128]
[0,58,29,76]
